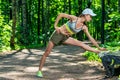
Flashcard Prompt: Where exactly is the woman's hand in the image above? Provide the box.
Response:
[55,26,71,37]
[99,47,107,51]
[55,27,61,34]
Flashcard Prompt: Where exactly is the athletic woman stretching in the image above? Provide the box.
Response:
[37,8,107,77]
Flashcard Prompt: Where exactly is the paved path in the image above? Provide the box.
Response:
[0,45,118,80]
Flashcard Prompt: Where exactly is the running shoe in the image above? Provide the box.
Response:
[37,71,43,78]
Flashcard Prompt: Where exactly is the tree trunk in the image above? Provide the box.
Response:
[68,0,71,14]
[101,0,105,44]
[45,0,50,45]
[10,0,17,49]
[17,0,22,27]
[22,0,28,45]
[87,0,92,8]
[76,0,83,41]
[37,0,40,43]
[41,0,46,46]
[22,0,27,29]
[27,0,32,43]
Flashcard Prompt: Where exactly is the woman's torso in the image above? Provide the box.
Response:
[59,18,84,36]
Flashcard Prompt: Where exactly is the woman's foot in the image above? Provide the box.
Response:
[37,70,43,78]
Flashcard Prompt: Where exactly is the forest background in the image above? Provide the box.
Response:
[0,0,120,52]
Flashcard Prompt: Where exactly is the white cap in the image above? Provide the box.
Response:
[82,8,96,16]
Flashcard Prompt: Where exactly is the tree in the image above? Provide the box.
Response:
[10,0,17,49]
[1,0,120,51]
[101,0,105,44]
[37,0,40,43]
[21,0,29,45]
[77,0,83,41]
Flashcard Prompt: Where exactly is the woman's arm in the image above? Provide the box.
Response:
[83,25,106,50]
[54,13,77,28]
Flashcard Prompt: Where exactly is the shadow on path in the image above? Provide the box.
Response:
[0,45,118,80]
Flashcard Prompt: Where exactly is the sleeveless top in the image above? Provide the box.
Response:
[65,18,84,34]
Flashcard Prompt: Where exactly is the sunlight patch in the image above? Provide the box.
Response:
[24,67,38,72]
[57,78,75,80]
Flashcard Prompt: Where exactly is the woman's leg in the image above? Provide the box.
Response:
[39,41,54,70]
[63,37,100,53]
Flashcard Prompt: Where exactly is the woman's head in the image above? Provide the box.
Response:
[81,8,96,22]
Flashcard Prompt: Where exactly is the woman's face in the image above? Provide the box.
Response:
[84,14,92,22]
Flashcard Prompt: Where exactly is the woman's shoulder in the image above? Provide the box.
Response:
[70,15,78,20]
[82,25,88,31]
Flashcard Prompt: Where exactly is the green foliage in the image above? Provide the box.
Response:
[83,41,120,62]
[83,51,101,62]
[105,12,120,42]
[102,42,120,51]
[0,15,12,52]
[108,12,120,21]
[0,0,120,52]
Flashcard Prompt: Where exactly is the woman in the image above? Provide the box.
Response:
[37,8,106,77]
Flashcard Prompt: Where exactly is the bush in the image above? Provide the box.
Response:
[83,41,120,62]
[0,15,12,52]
